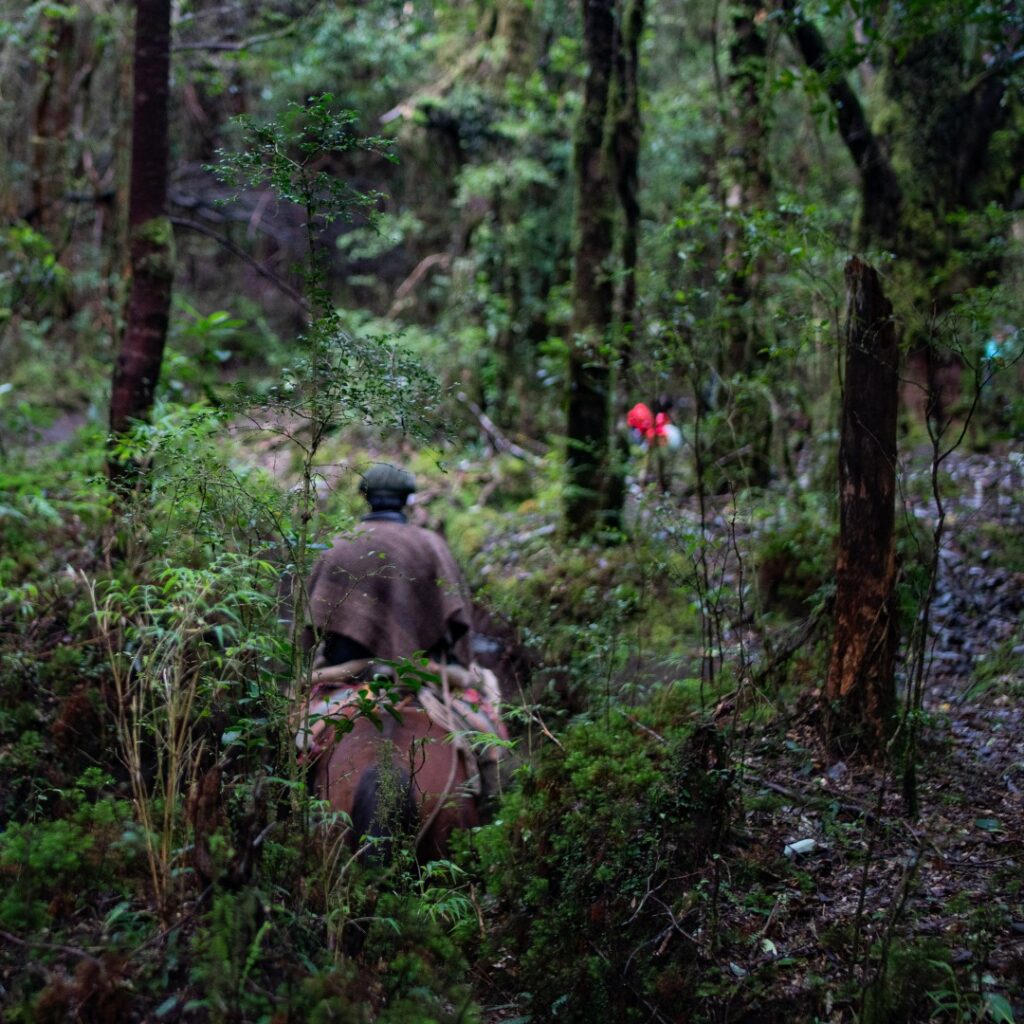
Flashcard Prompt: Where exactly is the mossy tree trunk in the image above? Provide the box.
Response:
[824,258,899,759]
[565,0,620,537]
[707,2,775,491]
[109,0,174,483]
[721,2,772,377]
[30,15,75,241]
[613,0,645,385]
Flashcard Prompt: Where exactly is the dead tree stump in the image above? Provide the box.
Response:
[824,258,899,759]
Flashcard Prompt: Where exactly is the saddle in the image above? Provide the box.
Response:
[294,658,508,796]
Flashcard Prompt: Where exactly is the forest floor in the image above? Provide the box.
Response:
[466,443,1024,1022]
[611,447,1022,1021]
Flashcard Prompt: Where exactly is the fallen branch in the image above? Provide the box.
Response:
[0,928,103,968]
[380,42,487,123]
[457,392,542,464]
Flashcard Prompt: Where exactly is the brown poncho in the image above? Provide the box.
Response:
[306,520,472,665]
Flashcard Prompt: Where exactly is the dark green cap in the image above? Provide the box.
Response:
[360,464,416,498]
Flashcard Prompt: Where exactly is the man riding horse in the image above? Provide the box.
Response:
[304,464,473,671]
[299,464,505,856]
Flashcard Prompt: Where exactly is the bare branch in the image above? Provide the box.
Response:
[456,391,542,464]
[173,4,321,54]
[386,252,451,318]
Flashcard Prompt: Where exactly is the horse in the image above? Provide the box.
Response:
[298,660,503,862]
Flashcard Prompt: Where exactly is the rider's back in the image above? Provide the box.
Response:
[307,518,472,666]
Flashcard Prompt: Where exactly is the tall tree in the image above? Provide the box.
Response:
[565,0,619,536]
[707,2,775,491]
[108,0,173,482]
[825,258,899,759]
[613,0,645,382]
[30,14,75,241]
[566,0,647,536]
[721,2,772,377]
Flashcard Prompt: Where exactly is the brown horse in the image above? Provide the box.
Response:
[304,680,483,862]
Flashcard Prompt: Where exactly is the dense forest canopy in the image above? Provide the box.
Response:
[1,0,1023,1021]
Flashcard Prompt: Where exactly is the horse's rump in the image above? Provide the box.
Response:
[298,660,506,859]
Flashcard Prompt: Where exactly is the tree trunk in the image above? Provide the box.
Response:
[613,0,644,385]
[565,0,619,537]
[705,2,774,492]
[782,0,903,251]
[824,258,899,759]
[722,2,771,376]
[108,0,173,482]
[30,16,75,240]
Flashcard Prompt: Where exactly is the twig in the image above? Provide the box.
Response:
[741,772,879,824]
[588,940,673,1024]
[172,8,317,54]
[386,252,450,317]
[126,884,214,960]
[616,708,667,745]
[0,928,103,967]
[528,709,564,751]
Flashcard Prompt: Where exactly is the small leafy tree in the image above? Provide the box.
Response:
[211,94,442,692]
[90,94,446,924]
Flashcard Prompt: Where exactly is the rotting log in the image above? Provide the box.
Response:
[824,258,899,759]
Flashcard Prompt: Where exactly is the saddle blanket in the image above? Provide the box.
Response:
[294,660,508,793]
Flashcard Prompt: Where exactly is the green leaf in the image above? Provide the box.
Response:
[975,817,1002,832]
[985,992,1015,1023]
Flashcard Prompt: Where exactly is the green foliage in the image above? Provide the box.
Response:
[188,889,273,1021]
[967,619,1024,700]
[0,769,135,930]
[1,2,1022,1020]
[860,938,965,1024]
[213,94,392,314]
[754,491,836,619]
[0,220,113,412]
[212,94,442,453]
[461,716,731,1022]
[0,222,69,316]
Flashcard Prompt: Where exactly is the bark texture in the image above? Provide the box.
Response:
[109,0,173,474]
[722,2,771,375]
[613,0,644,382]
[31,17,75,238]
[825,258,899,758]
[565,0,619,536]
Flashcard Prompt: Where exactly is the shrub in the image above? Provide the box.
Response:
[461,714,732,1022]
